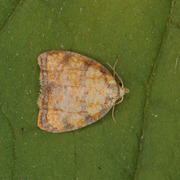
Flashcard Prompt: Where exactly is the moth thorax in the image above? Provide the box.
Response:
[119,86,125,98]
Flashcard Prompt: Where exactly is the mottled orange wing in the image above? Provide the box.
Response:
[38,51,119,133]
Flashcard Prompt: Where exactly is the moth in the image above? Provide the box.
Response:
[38,51,129,133]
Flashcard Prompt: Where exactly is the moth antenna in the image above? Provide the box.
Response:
[104,60,124,88]
[112,105,116,123]
[115,96,124,105]
[113,58,119,77]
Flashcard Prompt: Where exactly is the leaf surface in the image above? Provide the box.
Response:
[0,0,180,179]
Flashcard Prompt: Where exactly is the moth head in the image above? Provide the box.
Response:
[118,83,130,102]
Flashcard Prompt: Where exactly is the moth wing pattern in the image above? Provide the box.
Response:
[38,51,120,133]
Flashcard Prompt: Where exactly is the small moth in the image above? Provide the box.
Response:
[38,51,129,133]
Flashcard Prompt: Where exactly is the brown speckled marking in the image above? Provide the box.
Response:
[38,51,128,133]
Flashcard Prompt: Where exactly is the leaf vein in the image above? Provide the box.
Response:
[0,0,24,35]
[133,0,175,179]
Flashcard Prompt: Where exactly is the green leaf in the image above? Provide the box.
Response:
[0,0,180,179]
